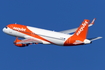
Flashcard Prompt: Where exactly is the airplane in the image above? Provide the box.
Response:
[2,18,102,47]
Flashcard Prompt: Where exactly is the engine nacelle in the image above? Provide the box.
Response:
[14,37,29,47]
[14,43,29,47]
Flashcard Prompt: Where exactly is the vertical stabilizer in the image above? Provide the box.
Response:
[73,19,90,41]
[64,19,90,46]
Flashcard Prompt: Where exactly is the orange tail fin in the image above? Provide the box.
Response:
[64,19,90,46]
[73,19,90,41]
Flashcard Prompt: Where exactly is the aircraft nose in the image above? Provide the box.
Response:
[2,27,7,33]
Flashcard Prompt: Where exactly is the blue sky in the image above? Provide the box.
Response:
[0,0,105,70]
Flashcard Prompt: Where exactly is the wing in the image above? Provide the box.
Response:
[59,18,96,34]
[59,28,77,34]
[16,38,42,44]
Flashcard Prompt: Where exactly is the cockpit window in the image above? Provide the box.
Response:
[5,27,8,29]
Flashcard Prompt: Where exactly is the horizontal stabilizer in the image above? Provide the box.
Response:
[89,37,102,41]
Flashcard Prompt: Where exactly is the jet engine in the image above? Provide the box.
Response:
[14,37,29,47]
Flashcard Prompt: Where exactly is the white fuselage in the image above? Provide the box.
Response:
[3,26,72,46]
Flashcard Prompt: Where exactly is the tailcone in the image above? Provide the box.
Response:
[83,39,91,44]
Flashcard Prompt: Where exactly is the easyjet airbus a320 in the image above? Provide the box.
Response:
[3,18,102,47]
